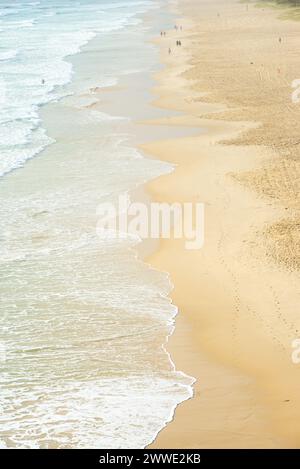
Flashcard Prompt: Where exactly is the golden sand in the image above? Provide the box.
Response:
[144,0,300,448]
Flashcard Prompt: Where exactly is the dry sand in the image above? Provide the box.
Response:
[143,0,300,448]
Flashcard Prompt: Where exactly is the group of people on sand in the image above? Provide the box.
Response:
[161,24,183,55]
[168,39,182,54]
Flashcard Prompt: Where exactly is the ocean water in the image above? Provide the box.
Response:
[0,0,156,177]
[0,0,194,449]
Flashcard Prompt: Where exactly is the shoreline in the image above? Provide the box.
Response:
[2,0,300,449]
[0,1,197,448]
[146,0,300,448]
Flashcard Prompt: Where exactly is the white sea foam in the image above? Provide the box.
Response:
[0,49,18,60]
[85,110,129,123]
[0,0,152,177]
[0,9,21,18]
[0,0,194,451]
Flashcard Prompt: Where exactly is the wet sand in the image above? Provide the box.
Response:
[145,0,300,448]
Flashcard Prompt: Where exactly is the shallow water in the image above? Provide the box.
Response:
[0,0,194,449]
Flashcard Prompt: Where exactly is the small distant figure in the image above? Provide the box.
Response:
[279,37,282,43]
[180,26,182,31]
[164,31,166,36]
[160,31,163,36]
[278,67,281,75]
[174,25,178,30]
[168,48,171,55]
[179,40,182,46]
[41,79,45,85]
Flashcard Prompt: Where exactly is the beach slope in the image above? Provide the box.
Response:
[146,0,300,448]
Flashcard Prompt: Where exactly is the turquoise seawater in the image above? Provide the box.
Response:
[0,0,193,449]
[0,0,154,176]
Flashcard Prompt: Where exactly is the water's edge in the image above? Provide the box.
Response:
[0,0,195,449]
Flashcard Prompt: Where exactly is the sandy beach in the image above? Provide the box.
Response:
[2,0,300,451]
[0,0,196,448]
[144,0,300,448]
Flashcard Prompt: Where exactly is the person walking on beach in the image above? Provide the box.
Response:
[168,48,171,54]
